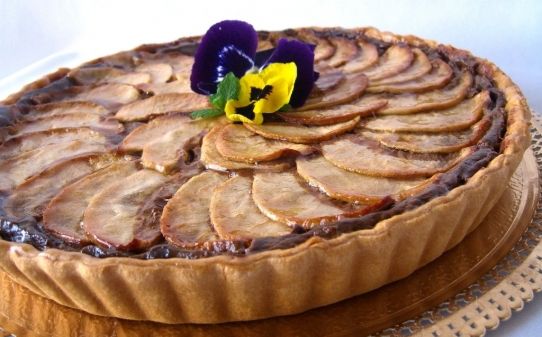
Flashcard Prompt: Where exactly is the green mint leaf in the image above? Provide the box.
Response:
[190,108,224,119]
[278,104,292,112]
[210,72,240,109]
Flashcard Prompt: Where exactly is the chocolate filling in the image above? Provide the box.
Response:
[0,28,507,260]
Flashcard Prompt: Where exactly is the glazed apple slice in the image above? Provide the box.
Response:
[26,101,109,120]
[210,175,291,240]
[115,93,211,122]
[367,59,453,94]
[83,169,169,251]
[297,30,335,62]
[9,113,123,137]
[360,116,490,154]
[0,140,113,192]
[341,40,379,73]
[43,160,139,245]
[138,79,192,95]
[322,136,469,178]
[279,98,386,126]
[73,83,140,110]
[356,71,472,115]
[135,63,173,83]
[298,72,368,111]
[296,156,429,203]
[244,117,359,144]
[0,128,110,160]
[363,90,489,132]
[68,67,152,86]
[361,45,414,81]
[252,171,374,227]
[3,154,122,219]
[160,171,227,247]
[368,49,432,86]
[216,124,315,163]
[312,70,345,92]
[201,126,291,172]
[324,37,359,67]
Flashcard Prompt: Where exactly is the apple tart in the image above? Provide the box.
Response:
[0,24,531,324]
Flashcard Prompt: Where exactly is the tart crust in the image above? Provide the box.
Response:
[0,26,531,324]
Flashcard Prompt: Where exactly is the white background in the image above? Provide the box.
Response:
[0,1,541,335]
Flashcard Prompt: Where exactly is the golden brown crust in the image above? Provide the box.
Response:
[0,26,531,324]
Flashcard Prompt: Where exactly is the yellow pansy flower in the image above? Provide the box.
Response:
[225,62,297,124]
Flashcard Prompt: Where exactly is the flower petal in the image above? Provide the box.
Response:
[191,20,258,95]
[254,63,297,114]
[265,39,317,107]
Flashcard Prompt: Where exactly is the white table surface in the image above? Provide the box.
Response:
[1,1,541,336]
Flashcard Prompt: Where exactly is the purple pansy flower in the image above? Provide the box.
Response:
[190,20,317,108]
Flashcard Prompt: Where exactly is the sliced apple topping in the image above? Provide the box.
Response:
[299,72,367,111]
[325,37,359,67]
[115,93,211,122]
[42,160,138,245]
[296,156,429,202]
[313,70,345,92]
[9,113,123,137]
[0,128,110,160]
[68,67,151,86]
[363,91,489,133]
[341,40,379,73]
[252,171,371,227]
[138,78,192,95]
[357,71,472,115]
[367,59,453,94]
[201,126,291,172]
[160,171,226,247]
[210,176,291,240]
[73,83,140,110]
[297,31,335,62]
[360,116,490,154]
[215,124,315,163]
[140,117,224,173]
[3,154,121,219]
[368,49,432,86]
[83,169,169,251]
[0,140,112,192]
[26,101,109,120]
[244,117,359,144]
[322,136,467,178]
[361,45,414,81]
[279,98,386,126]
[135,63,173,83]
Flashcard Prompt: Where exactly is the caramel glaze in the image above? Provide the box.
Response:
[0,28,507,259]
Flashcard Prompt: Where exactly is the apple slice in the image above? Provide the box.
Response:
[138,78,191,95]
[313,70,345,92]
[201,126,291,172]
[363,90,489,132]
[9,113,123,137]
[297,156,429,203]
[83,169,169,251]
[160,171,227,247]
[73,83,140,110]
[342,40,379,73]
[244,117,359,144]
[68,67,151,86]
[297,30,335,61]
[115,93,210,122]
[26,101,109,120]
[0,140,113,192]
[325,37,359,67]
[279,98,386,126]
[216,124,315,163]
[0,128,110,160]
[252,171,373,227]
[210,175,291,240]
[361,45,414,81]
[360,116,490,154]
[369,49,432,86]
[367,59,453,94]
[298,72,368,111]
[43,160,138,245]
[322,136,468,178]
[4,154,122,219]
[135,63,173,83]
